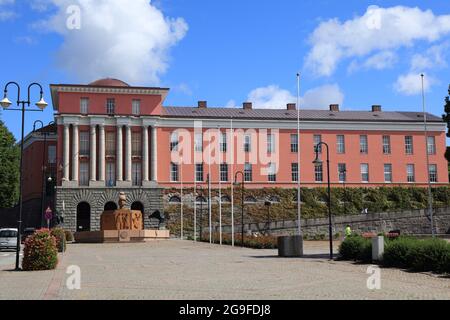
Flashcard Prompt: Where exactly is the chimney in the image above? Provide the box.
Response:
[287,103,296,111]
[243,102,253,110]
[329,104,340,112]
[198,101,207,109]
[372,105,382,112]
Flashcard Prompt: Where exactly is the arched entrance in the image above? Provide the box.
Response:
[131,201,144,214]
[104,202,118,211]
[76,202,91,232]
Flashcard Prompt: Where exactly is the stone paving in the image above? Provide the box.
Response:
[0,240,449,300]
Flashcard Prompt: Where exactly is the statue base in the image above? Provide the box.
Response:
[74,229,170,243]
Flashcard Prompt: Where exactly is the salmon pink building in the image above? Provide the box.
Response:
[44,78,448,233]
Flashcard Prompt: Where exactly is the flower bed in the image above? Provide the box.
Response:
[22,229,58,271]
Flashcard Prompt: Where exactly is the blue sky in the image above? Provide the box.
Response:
[0,0,449,142]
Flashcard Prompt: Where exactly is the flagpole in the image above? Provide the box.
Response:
[230,117,235,247]
[218,125,223,245]
[421,74,435,237]
[297,73,303,238]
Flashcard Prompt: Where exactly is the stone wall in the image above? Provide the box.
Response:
[211,207,450,237]
[55,187,165,232]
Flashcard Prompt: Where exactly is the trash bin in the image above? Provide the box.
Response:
[278,235,303,257]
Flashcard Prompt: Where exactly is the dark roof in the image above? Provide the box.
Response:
[89,78,130,87]
[34,123,57,134]
[162,107,443,123]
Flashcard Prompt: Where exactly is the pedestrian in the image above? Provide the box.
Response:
[344,225,352,239]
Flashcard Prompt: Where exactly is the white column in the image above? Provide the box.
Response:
[151,126,158,181]
[126,125,132,182]
[72,124,79,182]
[90,125,97,182]
[63,124,70,181]
[98,125,105,183]
[143,126,149,182]
[117,126,123,182]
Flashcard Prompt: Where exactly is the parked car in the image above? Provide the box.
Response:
[21,228,36,243]
[0,228,18,251]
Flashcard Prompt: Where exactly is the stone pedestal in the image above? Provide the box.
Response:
[372,236,384,261]
[278,235,303,257]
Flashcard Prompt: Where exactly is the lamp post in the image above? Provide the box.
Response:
[32,120,55,228]
[264,201,272,235]
[313,142,333,260]
[1,81,48,271]
[341,167,347,216]
[234,171,245,247]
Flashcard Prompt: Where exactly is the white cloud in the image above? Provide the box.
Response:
[0,0,16,21]
[410,43,449,71]
[394,73,437,96]
[32,0,188,85]
[306,5,450,77]
[348,51,398,73]
[242,84,344,110]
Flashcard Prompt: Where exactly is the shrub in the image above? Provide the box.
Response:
[382,237,419,269]
[338,235,372,262]
[22,229,58,271]
[50,228,67,252]
[409,238,450,273]
[64,230,74,242]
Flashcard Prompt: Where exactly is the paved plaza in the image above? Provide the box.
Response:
[0,240,449,300]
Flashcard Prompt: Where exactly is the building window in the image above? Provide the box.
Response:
[361,164,369,182]
[291,134,298,153]
[244,134,251,153]
[267,134,275,153]
[427,136,436,155]
[220,132,227,153]
[313,135,322,153]
[405,136,414,155]
[268,162,276,182]
[384,164,392,183]
[106,132,116,157]
[48,146,56,164]
[132,162,142,186]
[170,131,179,152]
[80,98,89,114]
[220,163,228,182]
[106,98,115,115]
[106,162,116,187]
[132,132,142,157]
[79,162,89,186]
[79,131,90,156]
[382,136,391,154]
[407,164,415,183]
[291,163,299,182]
[338,163,347,182]
[314,164,323,182]
[194,133,203,152]
[132,99,141,116]
[429,164,438,183]
[195,164,204,182]
[360,135,368,154]
[170,162,179,182]
[244,163,252,182]
[337,135,345,154]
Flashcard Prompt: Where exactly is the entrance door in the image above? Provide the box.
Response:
[76,202,91,232]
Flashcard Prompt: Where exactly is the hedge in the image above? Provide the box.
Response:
[339,235,450,274]
[50,228,67,253]
[22,229,58,271]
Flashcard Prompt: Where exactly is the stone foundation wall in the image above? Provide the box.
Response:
[212,207,450,237]
[56,187,165,233]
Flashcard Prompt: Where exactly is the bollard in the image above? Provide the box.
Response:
[278,236,303,257]
[372,235,384,261]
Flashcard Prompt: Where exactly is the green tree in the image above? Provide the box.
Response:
[443,85,450,162]
[0,120,20,208]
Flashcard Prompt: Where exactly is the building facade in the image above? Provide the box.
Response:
[43,78,449,233]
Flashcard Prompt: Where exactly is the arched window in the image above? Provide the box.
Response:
[169,195,181,204]
[131,202,144,213]
[76,202,91,232]
[104,202,118,211]
[196,196,207,203]
[220,195,231,203]
[244,196,257,204]
[268,196,280,203]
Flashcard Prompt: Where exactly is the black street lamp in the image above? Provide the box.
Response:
[1,82,48,271]
[313,142,333,260]
[32,120,55,229]
[234,171,245,247]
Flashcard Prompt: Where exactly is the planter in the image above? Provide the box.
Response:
[278,235,303,257]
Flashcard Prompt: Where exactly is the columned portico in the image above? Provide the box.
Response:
[125,125,132,183]
[63,124,70,181]
[117,125,123,183]
[72,124,79,183]
[151,126,158,182]
[98,125,105,183]
[143,126,149,183]
[90,125,97,184]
